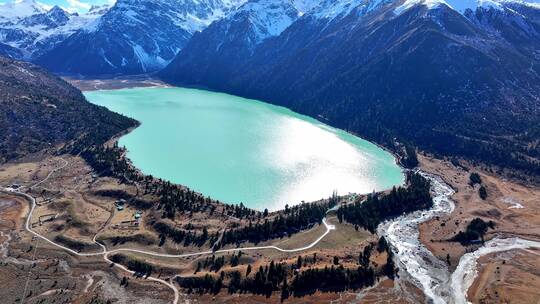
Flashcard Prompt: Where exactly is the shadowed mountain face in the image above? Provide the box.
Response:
[160,1,540,175]
[0,56,137,163]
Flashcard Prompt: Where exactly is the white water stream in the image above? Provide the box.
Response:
[378,172,540,304]
[450,237,540,304]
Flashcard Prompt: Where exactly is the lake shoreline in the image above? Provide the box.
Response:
[64,75,171,91]
[84,86,405,211]
[73,79,406,177]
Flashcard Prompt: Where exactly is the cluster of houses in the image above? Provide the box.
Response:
[115,199,126,211]
[30,213,57,228]
[38,213,57,225]
[114,219,140,229]
[113,199,143,229]
[36,197,54,206]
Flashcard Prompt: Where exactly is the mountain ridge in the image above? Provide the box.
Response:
[35,0,246,75]
[161,0,540,176]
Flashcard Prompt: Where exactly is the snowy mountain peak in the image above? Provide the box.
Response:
[19,5,70,28]
[45,6,70,23]
[0,0,47,22]
[48,5,68,15]
[231,0,300,42]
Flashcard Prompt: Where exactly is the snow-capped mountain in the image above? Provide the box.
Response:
[0,1,108,59]
[161,0,540,174]
[36,0,246,75]
[231,0,300,43]
[0,0,47,22]
[160,0,397,86]
[6,0,540,79]
[20,5,71,28]
[161,0,300,85]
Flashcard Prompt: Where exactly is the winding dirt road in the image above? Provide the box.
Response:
[2,158,336,304]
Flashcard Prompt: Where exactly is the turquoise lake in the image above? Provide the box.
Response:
[85,87,404,210]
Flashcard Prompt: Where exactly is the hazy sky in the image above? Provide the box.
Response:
[0,0,115,13]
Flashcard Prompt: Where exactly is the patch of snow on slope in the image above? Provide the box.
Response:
[81,17,101,33]
[132,43,168,72]
[99,48,116,68]
[312,0,388,20]
[251,1,298,40]
[35,10,103,39]
[292,0,319,14]
[147,0,248,35]
[514,0,540,8]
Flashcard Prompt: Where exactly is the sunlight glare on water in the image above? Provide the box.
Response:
[85,87,403,210]
[266,117,378,206]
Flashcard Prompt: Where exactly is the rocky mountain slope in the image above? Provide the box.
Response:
[0,42,23,58]
[36,0,246,75]
[0,56,137,163]
[161,0,540,176]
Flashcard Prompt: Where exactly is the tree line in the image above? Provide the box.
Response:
[177,260,377,300]
[290,265,376,297]
[451,218,495,245]
[175,237,397,301]
[110,254,153,278]
[337,172,432,232]
[153,221,212,247]
[216,197,337,248]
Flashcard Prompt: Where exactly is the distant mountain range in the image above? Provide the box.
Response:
[2,0,540,175]
[36,0,247,75]
[0,0,247,74]
[0,1,107,60]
